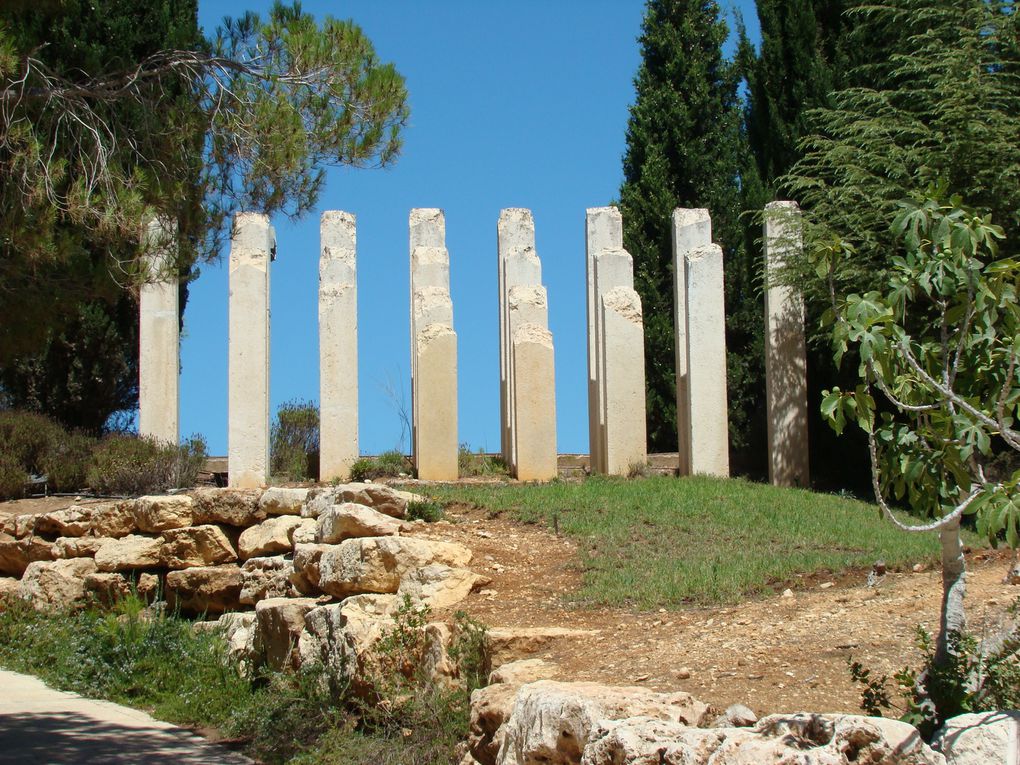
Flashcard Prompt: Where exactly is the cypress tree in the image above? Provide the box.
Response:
[619,0,761,463]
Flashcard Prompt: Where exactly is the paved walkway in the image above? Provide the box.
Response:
[0,670,252,764]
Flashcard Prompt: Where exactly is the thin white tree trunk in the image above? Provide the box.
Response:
[936,515,967,666]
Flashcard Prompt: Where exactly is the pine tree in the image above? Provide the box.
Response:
[619,0,757,459]
[744,0,854,187]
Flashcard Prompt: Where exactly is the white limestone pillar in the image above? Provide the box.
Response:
[671,209,713,475]
[228,213,273,489]
[497,208,556,480]
[319,211,358,482]
[684,244,730,476]
[138,216,179,445]
[585,207,626,475]
[410,209,458,480]
[599,286,647,475]
[497,209,543,469]
[764,201,810,487]
[512,323,557,481]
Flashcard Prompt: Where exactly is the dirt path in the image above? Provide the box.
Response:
[416,501,1017,716]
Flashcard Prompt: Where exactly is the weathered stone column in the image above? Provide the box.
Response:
[512,323,557,481]
[138,216,179,445]
[671,208,713,475]
[585,208,629,474]
[410,209,458,480]
[498,209,556,480]
[764,201,810,487]
[319,211,358,482]
[684,244,730,476]
[228,213,273,489]
[599,286,647,475]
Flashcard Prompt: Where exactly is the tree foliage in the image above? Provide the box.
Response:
[619,0,763,460]
[816,193,1020,708]
[783,0,1020,303]
[0,0,408,430]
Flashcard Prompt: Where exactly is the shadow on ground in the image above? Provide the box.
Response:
[0,711,246,764]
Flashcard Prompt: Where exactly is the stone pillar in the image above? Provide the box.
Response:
[410,209,458,480]
[138,216,179,445]
[512,324,557,481]
[498,209,556,480]
[319,211,358,482]
[684,244,730,476]
[228,213,273,489]
[585,208,628,474]
[671,209,713,475]
[599,286,647,475]
[764,201,810,487]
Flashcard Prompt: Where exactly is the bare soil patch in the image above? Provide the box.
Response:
[415,500,1017,716]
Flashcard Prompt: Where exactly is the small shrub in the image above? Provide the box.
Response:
[406,499,444,523]
[0,452,29,500]
[0,409,63,475]
[449,610,489,692]
[42,431,97,493]
[271,399,320,481]
[849,616,1020,739]
[458,443,508,478]
[349,450,411,482]
[87,434,206,496]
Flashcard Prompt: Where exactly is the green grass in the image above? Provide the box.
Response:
[424,475,978,608]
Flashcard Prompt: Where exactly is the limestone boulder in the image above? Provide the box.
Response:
[579,713,945,765]
[933,711,1020,765]
[238,516,304,560]
[240,555,309,604]
[137,572,160,602]
[132,495,194,532]
[55,536,108,558]
[17,558,97,610]
[89,503,139,538]
[83,572,132,607]
[0,534,55,576]
[190,487,266,527]
[293,543,333,590]
[467,661,560,765]
[397,563,489,610]
[216,611,261,674]
[160,525,238,568]
[303,483,424,520]
[495,681,709,765]
[298,601,362,686]
[94,535,163,572]
[165,565,242,614]
[0,576,18,603]
[317,536,472,597]
[316,502,402,543]
[489,659,560,687]
[485,627,600,672]
[256,597,319,671]
[259,487,309,516]
[291,518,317,545]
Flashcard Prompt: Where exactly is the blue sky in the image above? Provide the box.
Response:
[185,1,760,457]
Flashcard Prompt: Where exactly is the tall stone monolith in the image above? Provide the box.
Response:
[764,201,810,487]
[671,208,713,475]
[410,209,458,480]
[585,207,625,474]
[319,211,358,482]
[138,216,180,446]
[498,209,556,480]
[228,213,273,489]
[599,286,647,475]
[684,244,729,476]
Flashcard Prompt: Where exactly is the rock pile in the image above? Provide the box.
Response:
[0,483,490,687]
